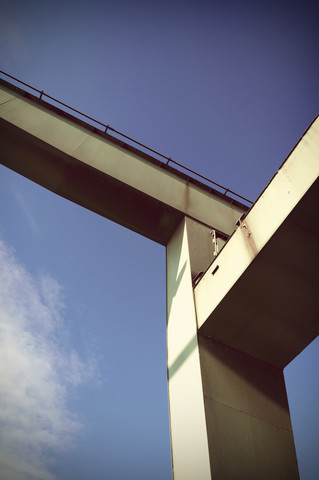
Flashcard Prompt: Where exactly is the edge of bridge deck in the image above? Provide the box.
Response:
[0,76,251,211]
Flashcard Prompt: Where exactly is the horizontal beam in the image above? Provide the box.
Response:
[0,81,247,245]
[195,116,319,367]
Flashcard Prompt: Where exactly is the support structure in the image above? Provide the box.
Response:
[167,218,301,479]
[1,77,318,479]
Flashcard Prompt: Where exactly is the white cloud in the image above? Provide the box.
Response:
[0,236,96,480]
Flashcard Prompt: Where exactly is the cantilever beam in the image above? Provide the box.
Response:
[0,79,247,246]
[195,116,319,367]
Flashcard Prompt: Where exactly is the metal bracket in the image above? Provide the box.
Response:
[210,229,219,258]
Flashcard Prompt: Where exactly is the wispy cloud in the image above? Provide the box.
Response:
[10,186,41,237]
[0,236,96,480]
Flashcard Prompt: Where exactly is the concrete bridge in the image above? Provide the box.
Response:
[1,77,318,479]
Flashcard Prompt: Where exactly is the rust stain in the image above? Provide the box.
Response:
[183,181,190,214]
[240,220,259,258]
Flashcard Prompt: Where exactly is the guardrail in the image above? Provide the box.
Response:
[0,70,253,205]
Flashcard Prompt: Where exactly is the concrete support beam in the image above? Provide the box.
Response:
[195,116,319,367]
[0,81,247,245]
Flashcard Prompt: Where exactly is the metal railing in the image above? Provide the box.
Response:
[0,70,253,205]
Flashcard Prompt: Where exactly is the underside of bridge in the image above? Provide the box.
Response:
[1,78,318,479]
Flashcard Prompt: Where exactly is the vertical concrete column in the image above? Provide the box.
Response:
[166,218,212,480]
[167,217,300,480]
[198,335,300,480]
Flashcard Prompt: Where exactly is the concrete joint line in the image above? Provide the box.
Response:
[0,97,15,107]
[203,394,293,432]
[199,334,283,371]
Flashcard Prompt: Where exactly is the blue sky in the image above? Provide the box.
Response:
[0,1,318,479]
